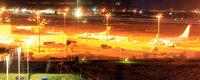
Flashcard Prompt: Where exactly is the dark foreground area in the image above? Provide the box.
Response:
[1,59,200,80]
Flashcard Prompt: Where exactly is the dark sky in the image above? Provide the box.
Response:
[126,0,200,10]
[93,0,200,10]
[4,0,200,10]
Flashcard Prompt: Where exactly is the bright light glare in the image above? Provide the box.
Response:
[102,9,105,12]
[36,11,40,15]
[22,9,27,13]
[36,11,40,19]
[0,40,14,44]
[65,8,69,12]
[124,58,129,61]
[75,9,82,17]
[105,13,110,17]
[15,9,19,13]
[10,9,14,11]
[2,8,5,11]
[156,14,162,19]
[82,58,85,61]
[156,15,161,18]
[63,13,66,16]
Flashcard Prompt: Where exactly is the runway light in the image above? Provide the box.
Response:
[82,58,85,61]
[92,7,96,12]
[133,9,137,14]
[124,57,129,61]
[139,10,142,14]
[122,9,126,12]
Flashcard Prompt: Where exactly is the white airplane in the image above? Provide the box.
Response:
[80,26,111,37]
[149,24,191,47]
[77,27,129,42]
[14,19,47,33]
[79,26,118,40]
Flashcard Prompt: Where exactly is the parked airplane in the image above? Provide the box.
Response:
[79,26,118,40]
[149,24,191,47]
[14,19,47,33]
[80,27,111,37]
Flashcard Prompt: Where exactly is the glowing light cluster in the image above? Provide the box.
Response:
[75,9,82,17]
[16,26,32,30]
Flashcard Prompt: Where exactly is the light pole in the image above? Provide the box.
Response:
[36,11,40,53]
[26,39,30,80]
[63,12,66,30]
[77,0,79,8]
[105,13,110,26]
[156,15,162,40]
[0,11,3,23]
[105,13,110,41]
[17,47,21,79]
[64,8,69,32]
[6,55,9,80]
[63,12,67,54]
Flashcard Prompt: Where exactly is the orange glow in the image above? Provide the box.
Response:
[65,8,69,12]
[105,13,110,17]
[102,8,105,12]
[2,8,6,11]
[133,10,137,14]
[156,14,162,19]
[122,9,126,12]
[63,12,67,16]
[75,8,82,17]
[36,11,40,15]
[0,11,3,14]
[193,10,198,13]
[36,11,40,19]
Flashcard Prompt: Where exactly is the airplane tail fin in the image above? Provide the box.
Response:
[100,26,111,35]
[178,24,191,38]
[155,34,158,40]
[105,26,111,35]
[40,19,47,26]
[196,37,199,42]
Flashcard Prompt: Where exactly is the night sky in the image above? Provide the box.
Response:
[4,0,200,10]
[126,0,200,10]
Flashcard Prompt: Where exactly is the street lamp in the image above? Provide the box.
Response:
[36,11,40,25]
[156,14,162,40]
[105,13,110,26]
[65,8,69,12]
[63,12,67,54]
[75,9,82,17]
[0,11,3,23]
[17,47,21,79]
[25,39,30,80]
[63,12,66,29]
[36,11,40,53]
[6,55,10,80]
